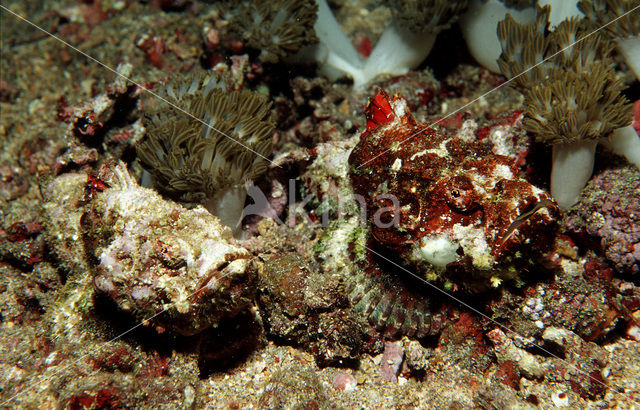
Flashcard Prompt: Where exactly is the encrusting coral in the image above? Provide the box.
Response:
[220,0,318,64]
[497,6,635,209]
[136,72,275,235]
[567,167,640,275]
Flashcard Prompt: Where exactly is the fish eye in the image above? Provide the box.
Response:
[444,176,479,214]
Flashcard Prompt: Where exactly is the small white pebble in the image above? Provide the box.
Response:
[627,325,640,341]
[183,385,195,408]
[44,351,59,366]
[252,360,267,373]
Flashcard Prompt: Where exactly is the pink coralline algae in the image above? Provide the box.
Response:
[380,341,404,383]
[332,373,357,391]
[567,167,640,275]
[349,90,561,291]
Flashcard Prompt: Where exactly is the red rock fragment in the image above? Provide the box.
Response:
[583,259,614,283]
[136,35,165,68]
[441,312,484,345]
[5,222,42,242]
[416,88,435,106]
[354,33,372,58]
[66,386,122,410]
[138,352,168,378]
[231,40,244,55]
[495,360,520,390]
[633,99,639,135]
[110,127,135,143]
[90,344,135,372]
[0,78,18,102]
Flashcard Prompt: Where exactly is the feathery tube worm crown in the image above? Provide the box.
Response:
[137,72,275,236]
[497,7,633,208]
[221,0,318,63]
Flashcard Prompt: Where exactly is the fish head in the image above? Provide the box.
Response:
[350,90,561,289]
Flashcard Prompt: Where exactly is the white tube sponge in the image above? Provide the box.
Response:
[460,0,536,73]
[605,125,640,168]
[355,24,436,88]
[617,36,640,81]
[551,140,597,209]
[312,0,364,80]
[204,184,249,238]
[311,0,467,87]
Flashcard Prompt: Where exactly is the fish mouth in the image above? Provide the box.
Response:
[496,198,557,249]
